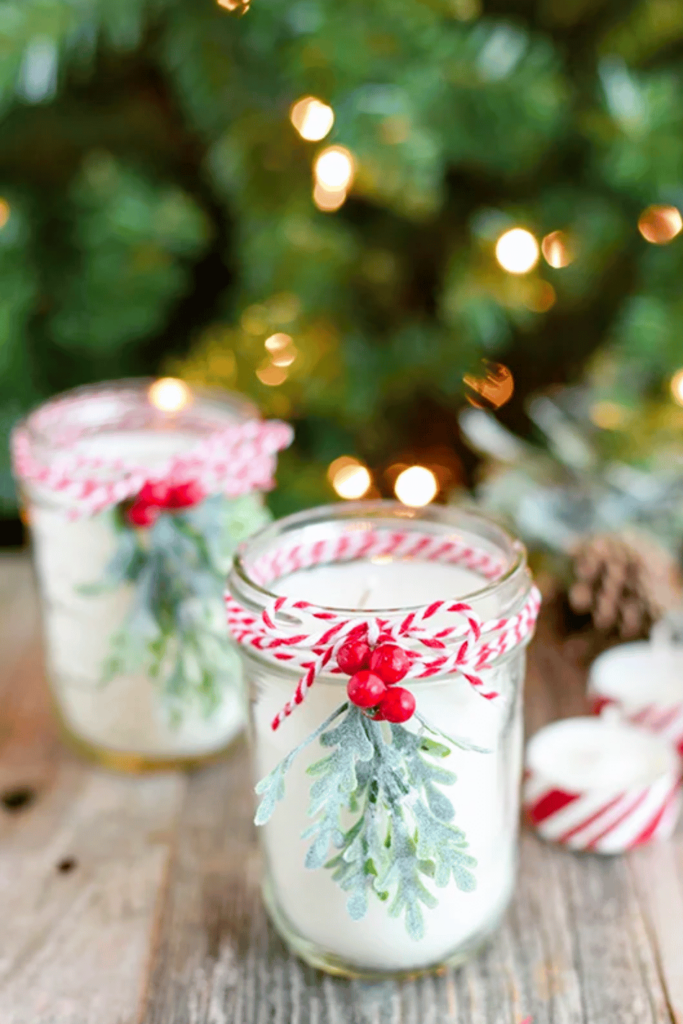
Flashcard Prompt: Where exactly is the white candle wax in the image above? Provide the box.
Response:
[252,557,524,973]
[527,716,679,792]
[590,642,683,708]
[524,716,682,853]
[28,429,244,759]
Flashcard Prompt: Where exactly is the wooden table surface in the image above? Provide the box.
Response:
[1,553,682,1024]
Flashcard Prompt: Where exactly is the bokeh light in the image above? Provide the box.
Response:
[670,369,683,406]
[394,466,438,507]
[256,363,288,386]
[638,205,683,245]
[542,230,573,268]
[290,97,334,142]
[495,228,540,274]
[148,377,191,412]
[314,146,355,193]
[0,199,10,230]
[216,0,249,10]
[265,333,292,352]
[328,456,372,499]
[590,401,626,430]
[463,362,514,409]
[524,280,556,313]
[313,183,347,212]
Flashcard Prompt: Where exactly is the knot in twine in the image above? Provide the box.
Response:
[226,585,541,731]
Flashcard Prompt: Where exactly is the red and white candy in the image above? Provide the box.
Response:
[588,642,683,756]
[524,716,682,854]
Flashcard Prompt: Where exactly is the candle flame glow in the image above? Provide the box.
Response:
[394,466,438,507]
[148,377,192,413]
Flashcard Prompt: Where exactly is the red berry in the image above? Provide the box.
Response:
[166,480,206,509]
[369,643,410,685]
[138,480,172,507]
[126,500,159,528]
[347,671,386,709]
[377,686,416,723]
[337,639,371,675]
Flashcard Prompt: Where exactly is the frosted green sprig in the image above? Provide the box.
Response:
[255,702,479,940]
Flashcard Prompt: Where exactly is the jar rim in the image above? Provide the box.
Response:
[228,499,532,622]
[18,377,257,457]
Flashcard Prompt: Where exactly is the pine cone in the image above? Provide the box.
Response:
[569,531,682,638]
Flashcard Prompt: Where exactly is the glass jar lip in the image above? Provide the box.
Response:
[19,377,258,456]
[229,499,531,620]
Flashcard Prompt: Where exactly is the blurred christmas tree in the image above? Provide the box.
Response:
[3,0,683,524]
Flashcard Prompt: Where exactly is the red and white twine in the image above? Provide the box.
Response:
[225,527,541,730]
[12,405,293,516]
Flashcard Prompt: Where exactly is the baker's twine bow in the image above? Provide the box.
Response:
[226,585,541,731]
[12,417,293,516]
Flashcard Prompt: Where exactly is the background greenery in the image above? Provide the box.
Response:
[3,0,683,530]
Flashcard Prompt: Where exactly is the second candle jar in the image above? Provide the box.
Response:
[227,501,539,978]
[13,379,292,771]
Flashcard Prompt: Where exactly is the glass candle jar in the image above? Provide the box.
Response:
[12,378,292,771]
[227,501,539,978]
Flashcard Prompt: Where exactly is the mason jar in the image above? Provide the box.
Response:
[227,501,539,978]
[12,378,291,772]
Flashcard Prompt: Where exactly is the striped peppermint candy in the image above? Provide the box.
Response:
[524,717,682,854]
[226,526,541,731]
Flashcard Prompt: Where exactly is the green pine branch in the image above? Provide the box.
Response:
[255,702,478,940]
[82,492,268,720]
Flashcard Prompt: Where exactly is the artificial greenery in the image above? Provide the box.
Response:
[85,492,269,720]
[255,701,478,940]
[4,0,683,522]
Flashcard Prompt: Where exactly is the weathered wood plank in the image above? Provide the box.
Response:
[0,559,186,1024]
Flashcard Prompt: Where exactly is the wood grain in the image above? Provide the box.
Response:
[0,557,681,1024]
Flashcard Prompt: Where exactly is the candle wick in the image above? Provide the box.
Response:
[357,576,377,610]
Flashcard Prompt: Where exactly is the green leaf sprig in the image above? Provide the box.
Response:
[255,702,478,940]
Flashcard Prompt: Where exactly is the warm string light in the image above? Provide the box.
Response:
[541,230,573,268]
[495,228,540,275]
[671,369,683,407]
[394,466,438,507]
[256,363,288,386]
[0,199,10,230]
[638,205,683,245]
[313,183,347,212]
[148,377,192,412]
[463,362,514,409]
[524,280,556,313]
[290,97,334,142]
[216,0,250,10]
[312,145,355,213]
[257,333,297,385]
[328,456,372,499]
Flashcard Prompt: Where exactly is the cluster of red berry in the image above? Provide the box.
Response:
[337,638,416,723]
[126,479,206,527]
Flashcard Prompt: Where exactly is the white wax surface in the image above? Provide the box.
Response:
[526,717,679,791]
[274,557,485,609]
[254,556,524,972]
[28,428,243,758]
[590,642,683,707]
